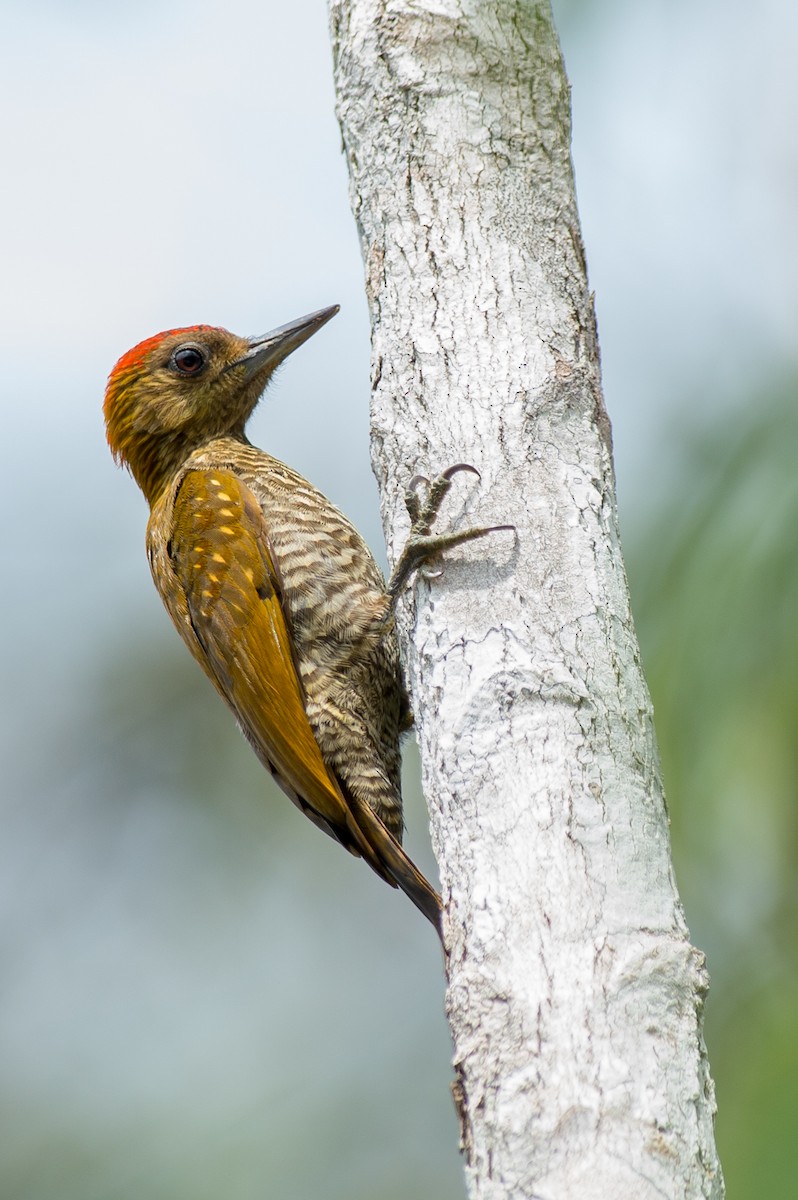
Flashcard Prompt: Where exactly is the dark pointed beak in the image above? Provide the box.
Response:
[235,305,339,381]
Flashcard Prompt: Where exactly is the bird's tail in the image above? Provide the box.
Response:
[346,793,443,937]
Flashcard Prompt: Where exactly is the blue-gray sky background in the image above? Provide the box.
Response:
[1,1,795,1196]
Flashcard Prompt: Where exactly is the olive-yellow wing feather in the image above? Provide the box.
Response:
[161,469,442,928]
[166,468,392,869]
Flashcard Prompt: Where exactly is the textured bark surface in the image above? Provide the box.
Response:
[330,1,723,1196]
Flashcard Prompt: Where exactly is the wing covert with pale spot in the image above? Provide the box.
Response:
[165,470,386,864]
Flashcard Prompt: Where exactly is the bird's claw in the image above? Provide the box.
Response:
[404,474,429,525]
[390,463,513,599]
[403,462,481,533]
[441,462,481,483]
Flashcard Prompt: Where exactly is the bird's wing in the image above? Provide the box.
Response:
[166,467,389,864]
[163,467,442,931]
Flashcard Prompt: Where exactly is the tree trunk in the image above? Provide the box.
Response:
[329,1,723,1197]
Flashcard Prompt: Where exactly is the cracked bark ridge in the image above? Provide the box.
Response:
[330,1,724,1197]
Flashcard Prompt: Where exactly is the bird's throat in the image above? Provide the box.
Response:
[127,430,194,508]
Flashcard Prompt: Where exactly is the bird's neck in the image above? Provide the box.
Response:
[130,428,247,507]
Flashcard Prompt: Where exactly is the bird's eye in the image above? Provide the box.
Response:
[172,345,206,376]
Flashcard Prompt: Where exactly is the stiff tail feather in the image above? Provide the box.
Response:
[345,791,443,937]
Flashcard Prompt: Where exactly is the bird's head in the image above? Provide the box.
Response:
[104,305,339,505]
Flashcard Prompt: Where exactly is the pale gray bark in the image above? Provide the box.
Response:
[329,2,723,1197]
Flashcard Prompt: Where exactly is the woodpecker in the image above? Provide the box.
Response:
[104,306,505,934]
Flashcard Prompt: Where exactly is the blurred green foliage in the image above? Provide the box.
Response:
[628,379,798,1198]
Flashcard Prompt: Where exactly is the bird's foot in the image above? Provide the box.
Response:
[388,464,514,600]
